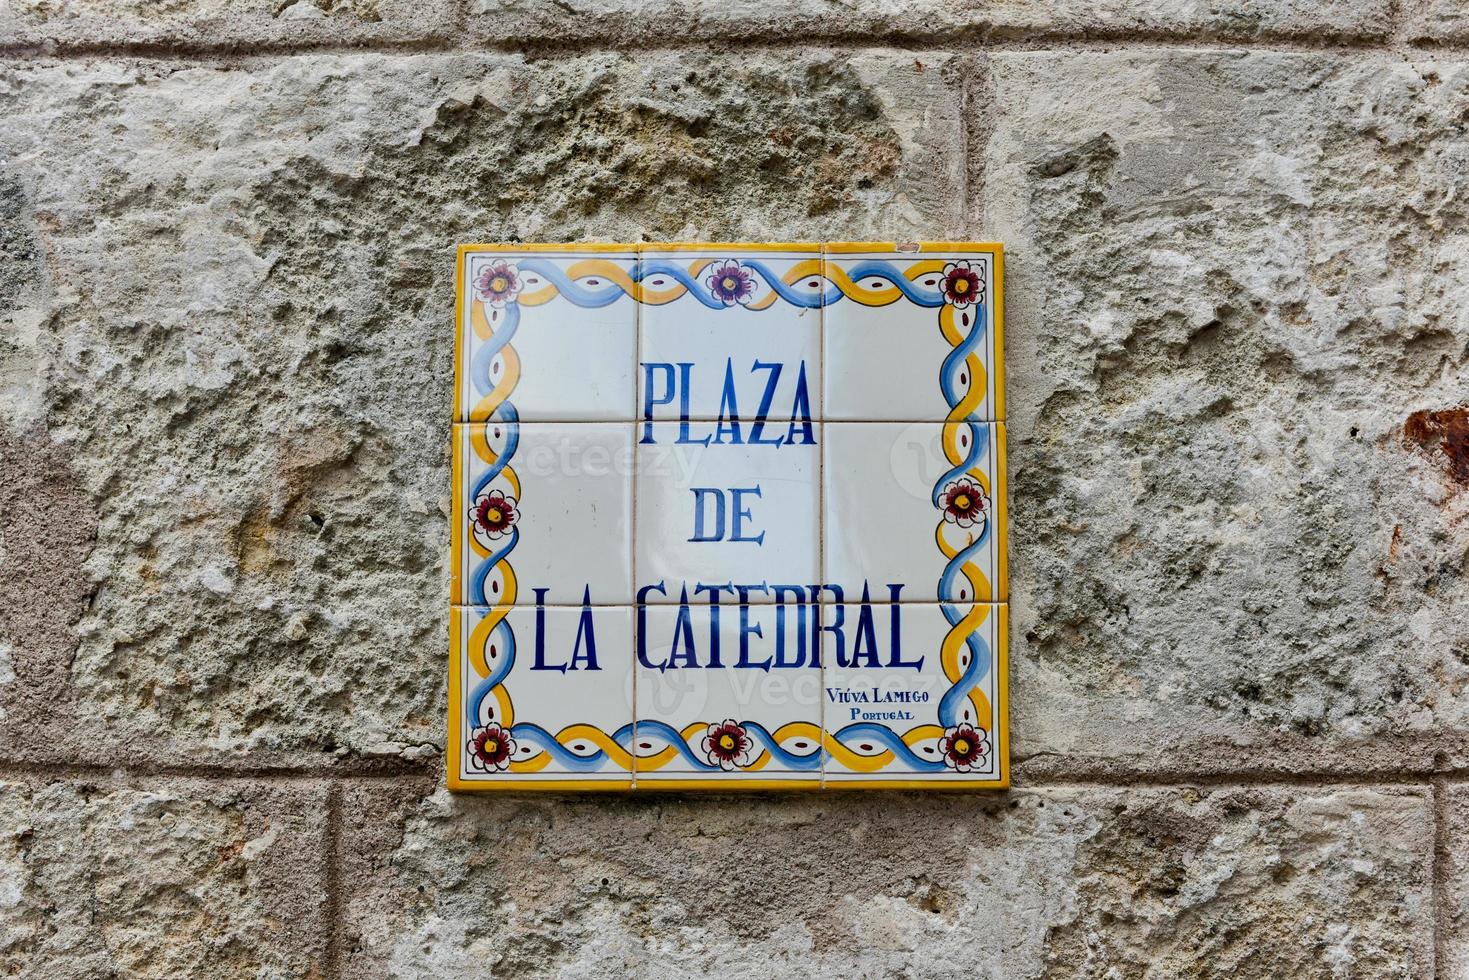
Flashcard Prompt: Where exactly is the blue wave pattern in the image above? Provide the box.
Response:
[937,321,993,742]
[833,723,948,773]
[465,254,523,741]
[505,256,948,311]
[939,306,987,420]
[634,720,823,772]
[463,252,994,780]
[468,606,515,729]
[839,260,948,307]
[512,722,637,771]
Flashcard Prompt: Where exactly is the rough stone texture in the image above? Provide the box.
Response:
[0,426,97,748]
[1447,783,1469,979]
[339,783,1432,977]
[465,0,1394,45]
[1405,0,1469,43]
[0,0,1397,48]
[987,51,1469,778]
[0,775,329,977]
[0,50,963,769]
[2,9,1465,976]
[0,0,456,48]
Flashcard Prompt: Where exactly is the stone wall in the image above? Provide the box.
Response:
[1,0,1467,974]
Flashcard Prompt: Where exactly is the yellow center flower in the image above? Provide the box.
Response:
[953,278,969,294]
[953,737,970,755]
[486,507,503,523]
[491,276,508,292]
[722,277,738,291]
[484,739,498,754]
[719,733,736,751]
[954,494,971,510]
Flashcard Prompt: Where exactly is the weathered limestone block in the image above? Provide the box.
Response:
[335,783,1432,978]
[1405,0,1469,43]
[985,51,1469,777]
[0,51,964,768]
[0,0,454,48]
[0,776,329,978]
[465,0,1393,45]
[1445,782,1469,979]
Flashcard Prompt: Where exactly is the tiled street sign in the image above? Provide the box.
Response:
[450,242,1007,790]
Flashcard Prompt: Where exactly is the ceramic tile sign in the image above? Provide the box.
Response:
[450,242,1007,791]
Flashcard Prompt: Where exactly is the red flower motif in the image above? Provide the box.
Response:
[940,259,983,309]
[470,489,519,544]
[705,260,757,307]
[474,259,522,308]
[939,479,989,530]
[938,723,989,773]
[700,718,755,771]
[467,723,516,772]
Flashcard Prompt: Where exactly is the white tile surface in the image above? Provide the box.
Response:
[635,420,820,604]
[634,601,822,785]
[452,242,1010,793]
[458,247,637,422]
[823,421,1004,604]
[455,422,634,605]
[454,604,635,786]
[823,248,1000,422]
[821,602,1005,784]
[638,246,822,422]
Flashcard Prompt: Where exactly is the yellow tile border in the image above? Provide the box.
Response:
[997,422,1009,602]
[822,241,1005,423]
[994,247,1006,420]
[445,599,462,789]
[457,243,639,253]
[633,778,822,792]
[449,602,1010,793]
[821,603,1009,790]
[453,247,464,424]
[445,606,636,793]
[454,244,640,423]
[449,241,1009,792]
[640,241,823,252]
[449,427,462,607]
[821,241,1005,254]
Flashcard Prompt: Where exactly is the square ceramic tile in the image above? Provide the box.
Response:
[450,604,635,790]
[824,421,1006,604]
[821,602,1007,787]
[456,245,637,422]
[638,244,823,422]
[635,420,820,604]
[823,243,1003,422]
[453,421,634,606]
[634,601,822,788]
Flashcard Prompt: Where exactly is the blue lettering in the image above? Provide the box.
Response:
[730,486,765,545]
[688,488,727,542]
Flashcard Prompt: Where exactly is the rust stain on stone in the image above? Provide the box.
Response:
[1404,406,1469,487]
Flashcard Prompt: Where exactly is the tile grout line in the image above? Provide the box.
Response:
[642,416,1002,423]
[817,246,827,790]
[630,245,643,791]
[1434,774,1450,978]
